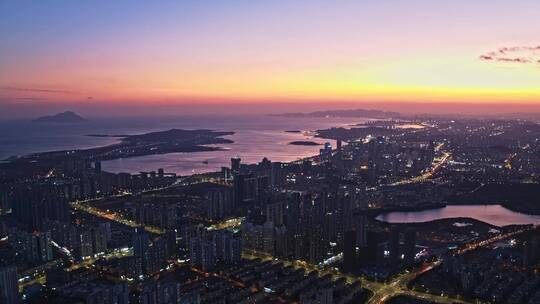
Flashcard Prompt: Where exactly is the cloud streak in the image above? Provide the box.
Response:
[479,46,540,65]
[0,97,48,101]
[0,86,77,94]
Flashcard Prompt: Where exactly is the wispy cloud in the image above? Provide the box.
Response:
[0,97,50,103]
[0,86,77,94]
[13,97,49,101]
[480,46,540,65]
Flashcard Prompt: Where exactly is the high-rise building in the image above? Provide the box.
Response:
[77,229,94,259]
[92,225,108,255]
[190,229,240,271]
[270,162,284,187]
[214,230,241,265]
[403,229,416,265]
[55,280,129,304]
[242,222,264,252]
[389,226,400,264]
[343,230,357,273]
[207,188,233,220]
[358,231,383,266]
[0,266,20,304]
[354,215,367,247]
[265,201,284,226]
[320,142,333,161]
[256,175,270,205]
[274,225,288,258]
[34,231,53,263]
[11,186,69,230]
[137,280,181,304]
[133,228,150,258]
[307,225,325,264]
[94,161,102,174]
[376,242,386,266]
[9,230,53,263]
[243,176,258,202]
[165,229,177,258]
[200,240,216,271]
[524,236,540,267]
[99,222,112,243]
[231,157,241,176]
[262,221,275,255]
[0,186,11,216]
[145,237,168,275]
[233,174,246,207]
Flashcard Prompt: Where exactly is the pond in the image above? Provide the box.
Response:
[375,205,540,227]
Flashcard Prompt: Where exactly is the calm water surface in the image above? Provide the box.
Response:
[376,205,540,227]
[0,115,361,175]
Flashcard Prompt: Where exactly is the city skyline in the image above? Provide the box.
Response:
[2,2,540,304]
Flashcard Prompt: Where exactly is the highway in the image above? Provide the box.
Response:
[389,149,451,186]
[67,175,533,303]
[68,178,192,235]
[71,200,165,234]
[365,260,470,304]
[242,225,534,304]
[242,250,470,304]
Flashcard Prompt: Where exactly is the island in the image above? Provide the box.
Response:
[1,129,234,177]
[33,111,87,123]
[288,140,321,146]
[274,108,401,119]
[86,134,128,138]
[37,129,233,161]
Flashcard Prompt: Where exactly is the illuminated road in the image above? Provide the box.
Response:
[456,226,534,255]
[67,247,133,272]
[64,167,532,303]
[370,226,536,303]
[71,200,165,234]
[365,260,470,304]
[367,226,535,303]
[69,178,192,234]
[207,217,244,231]
[18,259,63,291]
[242,250,469,304]
[389,149,451,186]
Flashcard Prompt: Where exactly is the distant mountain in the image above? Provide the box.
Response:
[273,108,402,119]
[33,111,87,123]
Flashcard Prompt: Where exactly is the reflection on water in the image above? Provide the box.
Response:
[100,116,360,175]
[375,205,540,227]
[0,115,362,175]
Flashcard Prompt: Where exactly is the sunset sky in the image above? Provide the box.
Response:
[1,0,540,116]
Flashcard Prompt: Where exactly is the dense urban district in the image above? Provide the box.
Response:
[1,115,540,304]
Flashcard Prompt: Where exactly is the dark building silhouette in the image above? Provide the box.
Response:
[231,157,241,176]
[403,228,416,265]
[11,186,69,231]
[233,174,246,207]
[0,266,19,304]
[343,230,357,273]
[524,236,540,267]
[132,227,150,275]
[389,226,400,264]
[358,231,383,266]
